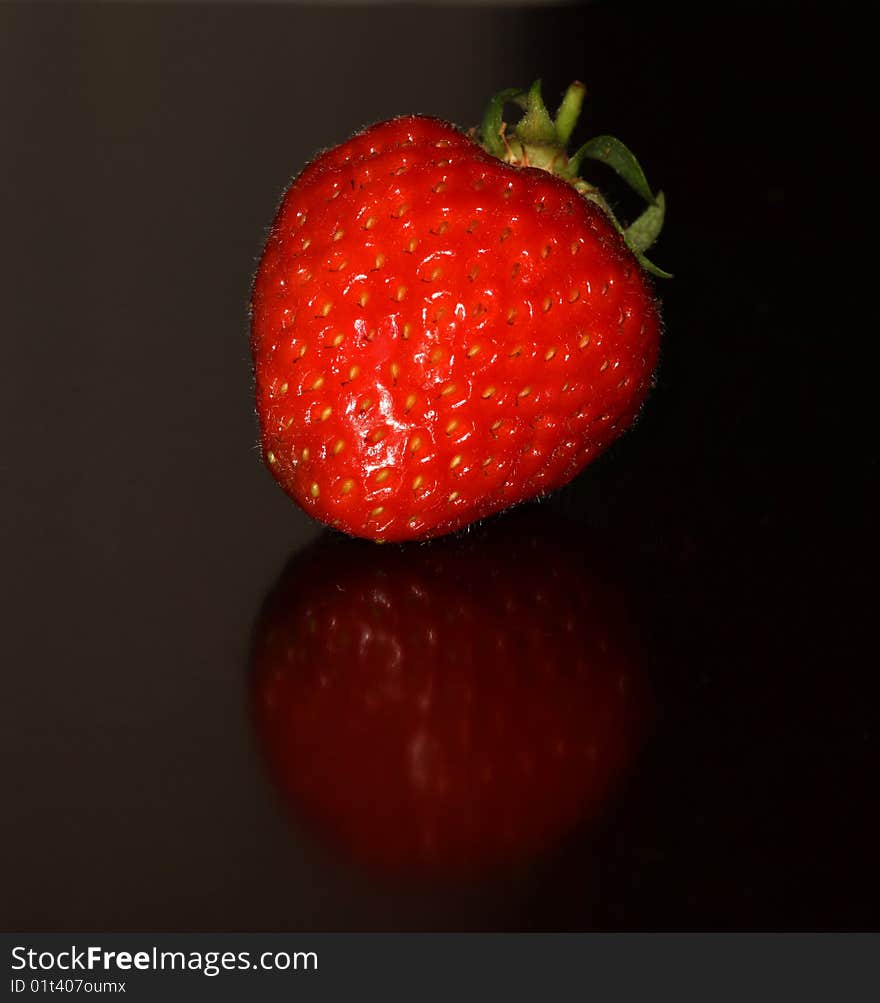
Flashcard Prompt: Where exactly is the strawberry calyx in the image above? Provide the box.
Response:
[476,80,671,278]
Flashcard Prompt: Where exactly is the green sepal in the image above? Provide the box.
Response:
[633,252,673,280]
[512,79,558,147]
[569,134,656,204]
[601,197,674,279]
[625,191,666,253]
[475,82,671,279]
[478,87,521,159]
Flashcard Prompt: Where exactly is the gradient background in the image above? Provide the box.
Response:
[1,2,876,930]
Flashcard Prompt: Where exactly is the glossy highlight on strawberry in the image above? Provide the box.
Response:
[250,84,664,541]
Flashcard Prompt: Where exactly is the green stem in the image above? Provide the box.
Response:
[554,81,586,145]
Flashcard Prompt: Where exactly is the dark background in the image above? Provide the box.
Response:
[1,2,876,930]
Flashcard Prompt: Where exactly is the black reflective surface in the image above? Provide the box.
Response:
[251,512,650,884]
[1,3,876,930]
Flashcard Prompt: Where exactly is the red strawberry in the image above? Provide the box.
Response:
[250,511,648,877]
[251,82,666,541]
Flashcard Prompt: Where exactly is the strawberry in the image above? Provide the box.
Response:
[251,81,666,541]
[250,511,648,876]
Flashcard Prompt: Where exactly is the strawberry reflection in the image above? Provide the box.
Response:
[250,506,648,880]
